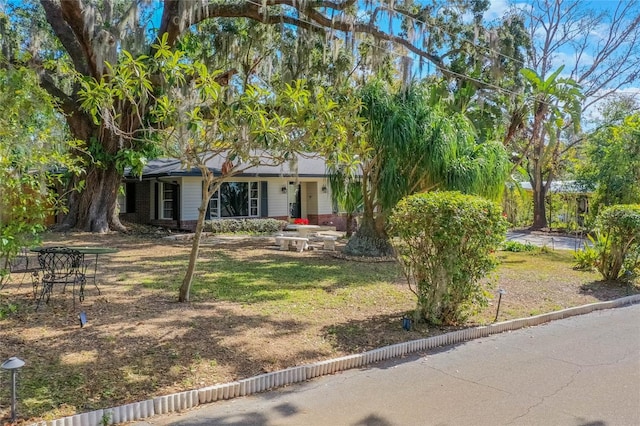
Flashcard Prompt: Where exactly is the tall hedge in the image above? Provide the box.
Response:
[389,191,507,325]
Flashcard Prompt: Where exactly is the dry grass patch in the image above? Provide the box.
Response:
[0,231,637,423]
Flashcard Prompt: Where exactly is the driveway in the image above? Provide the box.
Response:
[506,230,586,251]
[133,304,640,426]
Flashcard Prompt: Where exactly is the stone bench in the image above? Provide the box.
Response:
[275,236,309,252]
[312,234,338,251]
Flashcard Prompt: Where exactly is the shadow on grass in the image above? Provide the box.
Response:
[579,280,640,301]
[136,248,401,304]
[0,297,331,421]
[320,311,460,355]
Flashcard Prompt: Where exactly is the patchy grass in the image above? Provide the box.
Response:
[0,232,637,423]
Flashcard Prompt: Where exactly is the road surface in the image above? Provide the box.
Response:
[133,303,640,426]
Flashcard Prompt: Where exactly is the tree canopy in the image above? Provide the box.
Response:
[0,66,81,286]
[0,0,529,232]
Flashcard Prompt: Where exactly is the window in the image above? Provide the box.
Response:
[161,183,173,219]
[209,182,259,218]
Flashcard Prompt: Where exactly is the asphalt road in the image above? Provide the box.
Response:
[133,304,640,426]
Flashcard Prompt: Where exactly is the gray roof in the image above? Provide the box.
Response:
[125,154,330,179]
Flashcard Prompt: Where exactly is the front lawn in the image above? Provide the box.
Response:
[0,232,636,423]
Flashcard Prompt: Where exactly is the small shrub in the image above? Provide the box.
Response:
[204,218,287,234]
[573,247,599,271]
[501,240,538,252]
[595,204,640,281]
[573,232,606,271]
[0,301,18,320]
[389,191,507,325]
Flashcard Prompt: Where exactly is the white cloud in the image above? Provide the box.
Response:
[485,0,512,20]
[485,0,530,21]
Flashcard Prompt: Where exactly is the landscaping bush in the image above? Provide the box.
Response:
[573,232,605,271]
[389,191,507,325]
[594,204,640,281]
[204,218,288,234]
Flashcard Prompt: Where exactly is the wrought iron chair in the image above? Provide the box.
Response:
[32,248,87,310]
[1,247,39,289]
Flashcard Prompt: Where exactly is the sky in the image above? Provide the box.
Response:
[483,0,640,119]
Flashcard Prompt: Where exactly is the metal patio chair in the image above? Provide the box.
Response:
[32,247,87,310]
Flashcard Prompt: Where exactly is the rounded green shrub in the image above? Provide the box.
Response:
[594,204,640,281]
[389,191,507,325]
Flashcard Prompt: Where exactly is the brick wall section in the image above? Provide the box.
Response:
[119,181,151,225]
[309,214,352,231]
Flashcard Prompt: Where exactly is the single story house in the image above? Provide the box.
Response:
[119,154,347,231]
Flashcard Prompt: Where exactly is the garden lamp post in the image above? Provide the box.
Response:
[1,356,25,423]
[494,289,507,322]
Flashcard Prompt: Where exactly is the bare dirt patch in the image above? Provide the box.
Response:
[0,231,637,423]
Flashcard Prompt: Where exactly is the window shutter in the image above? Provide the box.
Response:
[172,184,180,222]
[153,182,159,219]
[260,181,268,217]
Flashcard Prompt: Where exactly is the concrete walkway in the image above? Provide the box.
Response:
[133,304,640,426]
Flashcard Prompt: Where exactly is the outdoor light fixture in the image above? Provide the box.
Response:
[2,356,25,423]
[494,289,507,322]
[321,185,328,193]
[401,316,413,331]
[281,185,287,193]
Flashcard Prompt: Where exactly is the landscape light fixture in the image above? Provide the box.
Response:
[494,289,507,322]
[2,356,25,423]
[281,185,287,193]
[321,185,328,193]
[402,316,413,331]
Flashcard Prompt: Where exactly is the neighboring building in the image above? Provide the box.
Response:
[519,180,591,227]
[120,155,346,231]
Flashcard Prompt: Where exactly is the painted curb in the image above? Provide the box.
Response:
[27,294,640,425]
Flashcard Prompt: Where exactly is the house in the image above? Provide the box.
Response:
[119,154,347,231]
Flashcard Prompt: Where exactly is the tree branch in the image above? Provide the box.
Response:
[158,0,446,71]
[39,0,91,76]
[35,67,95,141]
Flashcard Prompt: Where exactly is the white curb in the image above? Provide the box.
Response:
[28,294,640,425]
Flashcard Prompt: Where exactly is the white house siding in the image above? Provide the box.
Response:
[268,179,291,218]
[317,180,333,215]
[180,177,203,221]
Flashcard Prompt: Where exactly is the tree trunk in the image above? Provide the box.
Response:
[343,213,394,257]
[531,181,548,230]
[61,163,125,233]
[345,213,354,237]
[178,193,209,302]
